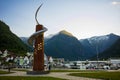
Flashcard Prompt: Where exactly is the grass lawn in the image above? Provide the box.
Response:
[0,70,13,74]
[51,69,105,72]
[69,72,120,80]
[0,76,66,80]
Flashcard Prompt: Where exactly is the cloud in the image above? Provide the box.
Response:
[112,1,120,5]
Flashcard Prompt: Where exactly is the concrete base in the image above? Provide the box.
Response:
[27,71,50,75]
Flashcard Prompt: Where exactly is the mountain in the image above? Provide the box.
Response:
[79,33,120,59]
[20,29,120,60]
[80,39,95,59]
[44,30,83,61]
[20,37,29,44]
[20,31,84,60]
[20,37,33,51]
[91,38,120,60]
[0,20,31,55]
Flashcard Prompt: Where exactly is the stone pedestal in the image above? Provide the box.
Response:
[27,71,49,75]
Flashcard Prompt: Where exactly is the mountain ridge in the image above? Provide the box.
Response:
[20,31,120,60]
[79,33,120,59]
[0,20,31,55]
[91,38,120,60]
[44,30,83,60]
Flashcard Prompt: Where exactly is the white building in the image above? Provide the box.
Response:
[109,58,120,69]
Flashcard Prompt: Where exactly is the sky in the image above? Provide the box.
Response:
[0,0,120,39]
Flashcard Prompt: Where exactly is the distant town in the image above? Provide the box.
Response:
[0,50,120,70]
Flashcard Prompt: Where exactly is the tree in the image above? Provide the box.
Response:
[4,59,14,72]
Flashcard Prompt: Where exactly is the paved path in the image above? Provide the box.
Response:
[0,70,101,80]
[47,72,101,80]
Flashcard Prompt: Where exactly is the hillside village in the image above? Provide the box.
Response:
[0,49,120,70]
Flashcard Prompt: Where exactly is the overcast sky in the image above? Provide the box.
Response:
[0,0,120,39]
